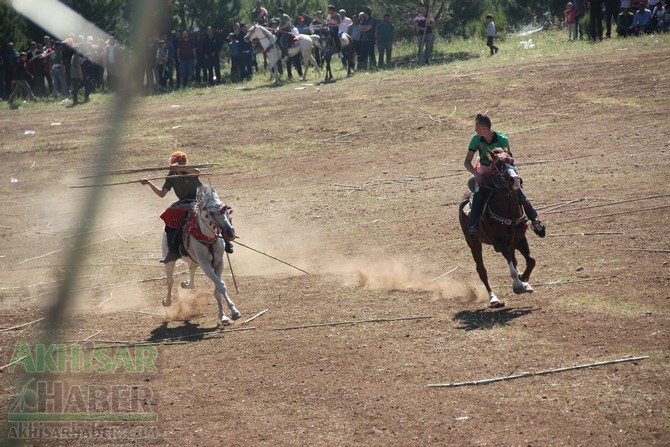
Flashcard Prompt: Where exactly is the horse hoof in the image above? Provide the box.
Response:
[180,281,190,289]
[513,283,534,294]
[162,299,171,307]
[218,317,231,327]
[489,296,505,308]
[231,310,242,321]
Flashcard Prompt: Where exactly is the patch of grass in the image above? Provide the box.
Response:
[554,292,666,315]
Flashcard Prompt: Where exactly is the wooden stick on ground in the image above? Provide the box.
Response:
[625,248,670,253]
[272,315,431,331]
[243,309,268,325]
[558,204,670,225]
[0,355,30,371]
[0,317,45,333]
[430,267,458,283]
[427,356,649,388]
[323,130,359,143]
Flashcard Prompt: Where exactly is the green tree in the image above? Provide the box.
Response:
[0,3,27,48]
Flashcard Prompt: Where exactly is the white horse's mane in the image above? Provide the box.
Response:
[196,185,220,208]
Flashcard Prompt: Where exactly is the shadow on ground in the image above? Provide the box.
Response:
[452,306,537,331]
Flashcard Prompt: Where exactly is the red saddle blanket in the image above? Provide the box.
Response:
[182,211,218,246]
[160,203,192,229]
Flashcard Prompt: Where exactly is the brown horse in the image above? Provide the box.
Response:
[458,155,536,308]
[322,31,355,81]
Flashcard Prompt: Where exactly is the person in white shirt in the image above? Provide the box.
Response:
[339,9,353,33]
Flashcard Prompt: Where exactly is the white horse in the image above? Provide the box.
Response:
[244,24,320,81]
[162,185,241,326]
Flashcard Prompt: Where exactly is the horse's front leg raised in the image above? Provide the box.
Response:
[516,236,536,284]
[505,244,533,295]
[180,262,197,290]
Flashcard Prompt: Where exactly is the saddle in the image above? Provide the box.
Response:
[160,200,195,229]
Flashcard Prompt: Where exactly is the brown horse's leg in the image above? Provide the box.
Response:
[516,236,536,282]
[468,239,492,294]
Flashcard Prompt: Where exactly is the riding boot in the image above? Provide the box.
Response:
[225,241,234,254]
[468,189,484,235]
[517,188,546,237]
[160,227,182,264]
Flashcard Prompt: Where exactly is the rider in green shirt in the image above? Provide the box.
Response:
[464,114,546,237]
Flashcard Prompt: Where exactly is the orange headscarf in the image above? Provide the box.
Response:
[169,151,188,165]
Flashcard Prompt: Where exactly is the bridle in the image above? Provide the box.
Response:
[485,158,527,227]
[199,202,232,240]
[247,25,274,49]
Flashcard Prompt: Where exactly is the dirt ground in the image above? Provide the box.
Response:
[1,39,669,446]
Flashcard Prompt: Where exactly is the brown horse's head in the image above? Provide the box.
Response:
[490,152,520,191]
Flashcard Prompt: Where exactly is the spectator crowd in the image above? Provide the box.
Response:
[2,0,668,108]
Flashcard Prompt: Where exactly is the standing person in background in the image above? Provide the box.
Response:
[8,52,37,108]
[310,11,326,67]
[414,5,435,64]
[177,30,196,88]
[338,9,353,67]
[5,42,19,96]
[68,44,83,107]
[103,34,119,92]
[565,2,579,40]
[202,26,222,85]
[227,33,240,82]
[359,8,375,69]
[362,7,376,68]
[605,0,621,37]
[237,23,254,81]
[574,0,587,39]
[192,27,203,85]
[49,41,68,99]
[485,14,499,55]
[155,39,169,90]
[588,0,605,41]
[171,30,180,87]
[376,13,394,67]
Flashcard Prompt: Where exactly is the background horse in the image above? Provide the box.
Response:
[322,31,355,81]
[458,155,536,308]
[162,185,241,326]
[245,25,319,81]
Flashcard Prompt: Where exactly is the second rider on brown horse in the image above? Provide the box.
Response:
[464,114,546,238]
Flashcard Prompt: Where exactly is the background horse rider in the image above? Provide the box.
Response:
[275,7,293,58]
[464,114,546,238]
[326,5,343,57]
[139,151,232,263]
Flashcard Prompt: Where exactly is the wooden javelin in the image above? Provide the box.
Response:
[69,173,210,188]
[79,163,220,179]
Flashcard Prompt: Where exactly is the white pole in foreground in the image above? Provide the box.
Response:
[427,356,649,388]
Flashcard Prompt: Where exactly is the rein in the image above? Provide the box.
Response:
[484,178,527,227]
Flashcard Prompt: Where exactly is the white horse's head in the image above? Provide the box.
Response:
[196,186,235,241]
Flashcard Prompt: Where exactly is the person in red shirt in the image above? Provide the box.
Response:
[564,2,579,41]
